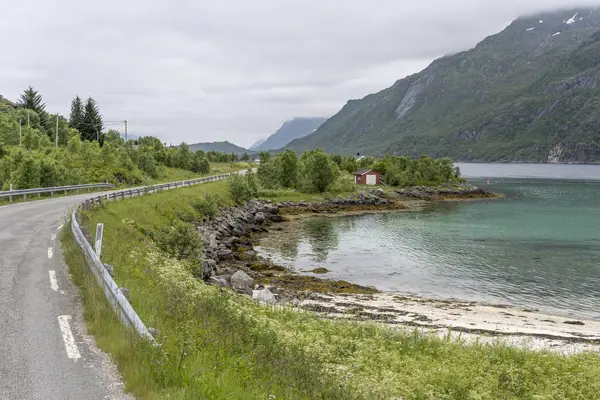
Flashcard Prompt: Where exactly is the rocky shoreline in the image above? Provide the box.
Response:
[196,194,388,302]
[395,182,494,200]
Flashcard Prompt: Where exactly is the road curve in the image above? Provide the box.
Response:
[0,194,131,400]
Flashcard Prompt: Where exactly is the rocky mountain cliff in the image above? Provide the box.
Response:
[287,8,600,163]
[258,117,326,151]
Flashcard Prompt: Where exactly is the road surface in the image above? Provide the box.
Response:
[0,194,131,400]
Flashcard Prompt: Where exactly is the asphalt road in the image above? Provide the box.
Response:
[0,194,131,400]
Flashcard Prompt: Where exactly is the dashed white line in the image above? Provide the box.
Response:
[58,316,81,359]
[57,224,64,230]
[49,270,59,291]
[48,247,54,259]
[51,234,57,241]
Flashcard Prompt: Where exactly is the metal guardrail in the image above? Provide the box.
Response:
[79,174,231,208]
[0,183,115,202]
[71,172,234,341]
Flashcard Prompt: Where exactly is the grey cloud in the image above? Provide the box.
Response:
[0,0,599,147]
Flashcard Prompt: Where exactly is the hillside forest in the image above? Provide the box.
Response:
[0,88,242,190]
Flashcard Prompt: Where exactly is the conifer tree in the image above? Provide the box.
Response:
[69,96,84,131]
[18,86,49,130]
[81,97,103,142]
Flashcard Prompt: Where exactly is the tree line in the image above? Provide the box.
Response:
[227,150,465,203]
[0,87,236,190]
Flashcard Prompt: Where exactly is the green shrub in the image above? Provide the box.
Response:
[154,220,203,262]
[329,172,356,194]
[228,172,258,205]
[191,193,219,217]
[15,158,40,189]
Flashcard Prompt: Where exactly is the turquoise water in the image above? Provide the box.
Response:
[257,164,600,319]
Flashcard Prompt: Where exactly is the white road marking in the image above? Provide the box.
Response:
[58,316,81,359]
[48,247,54,259]
[51,234,57,241]
[49,270,59,291]
[57,224,64,230]
[60,290,65,295]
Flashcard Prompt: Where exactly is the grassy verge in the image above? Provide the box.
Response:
[64,181,600,399]
[146,163,254,185]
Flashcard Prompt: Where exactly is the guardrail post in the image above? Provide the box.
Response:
[95,223,104,259]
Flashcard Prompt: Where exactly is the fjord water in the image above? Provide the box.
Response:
[258,164,600,319]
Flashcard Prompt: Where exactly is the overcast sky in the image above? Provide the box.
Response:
[1,1,599,147]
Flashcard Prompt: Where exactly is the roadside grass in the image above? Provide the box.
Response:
[147,163,254,185]
[64,181,600,399]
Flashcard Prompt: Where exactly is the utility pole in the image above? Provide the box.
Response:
[27,111,30,126]
[124,120,128,142]
[19,119,22,147]
[55,115,59,147]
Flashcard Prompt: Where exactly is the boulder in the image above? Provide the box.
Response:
[242,250,257,259]
[231,270,254,295]
[232,228,243,237]
[252,287,276,304]
[202,259,217,279]
[209,275,231,288]
[215,266,236,276]
[255,212,266,224]
[216,249,234,261]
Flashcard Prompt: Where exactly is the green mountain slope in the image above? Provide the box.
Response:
[189,141,251,154]
[287,8,600,163]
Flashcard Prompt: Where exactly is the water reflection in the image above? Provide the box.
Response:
[302,218,340,262]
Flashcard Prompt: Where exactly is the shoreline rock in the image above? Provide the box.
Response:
[395,183,492,200]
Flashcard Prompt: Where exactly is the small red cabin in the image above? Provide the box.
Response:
[353,169,381,185]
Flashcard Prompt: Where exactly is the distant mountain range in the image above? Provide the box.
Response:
[253,117,327,151]
[189,141,252,154]
[286,7,600,163]
[249,138,266,151]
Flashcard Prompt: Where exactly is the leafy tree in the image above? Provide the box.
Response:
[176,143,192,170]
[15,158,40,189]
[22,126,41,150]
[18,86,48,130]
[81,97,103,142]
[69,96,84,131]
[279,150,298,188]
[0,141,6,159]
[240,152,251,161]
[104,129,124,145]
[191,152,210,174]
[39,159,60,187]
[137,152,158,178]
[306,150,335,193]
[259,151,272,163]
[257,158,280,189]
